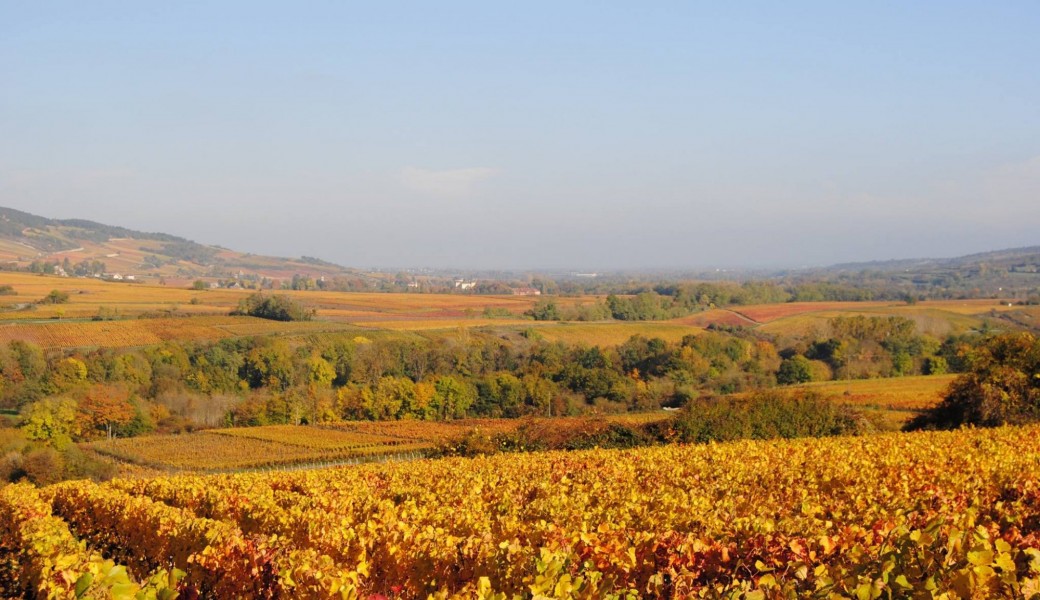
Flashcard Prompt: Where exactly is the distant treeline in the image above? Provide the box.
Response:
[2,314,982,444]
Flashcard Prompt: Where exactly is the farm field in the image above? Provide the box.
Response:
[86,414,673,473]
[731,301,899,323]
[522,321,700,346]
[6,425,1039,598]
[670,308,758,328]
[0,272,1023,350]
[755,306,990,339]
[667,299,1014,340]
[0,315,366,349]
[86,428,428,472]
[786,374,956,411]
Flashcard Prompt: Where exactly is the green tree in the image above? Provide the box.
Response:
[307,355,336,387]
[366,376,415,420]
[48,357,88,392]
[923,356,948,376]
[231,292,314,321]
[907,332,1040,429]
[40,289,70,304]
[241,340,296,389]
[432,375,476,420]
[525,299,561,321]
[776,355,814,385]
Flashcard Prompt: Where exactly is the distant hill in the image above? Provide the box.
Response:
[2,204,1036,298]
[0,206,367,286]
[785,246,1040,300]
[825,246,1040,274]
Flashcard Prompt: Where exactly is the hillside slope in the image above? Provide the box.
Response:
[0,206,362,285]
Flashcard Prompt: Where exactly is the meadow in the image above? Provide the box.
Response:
[4,425,1040,598]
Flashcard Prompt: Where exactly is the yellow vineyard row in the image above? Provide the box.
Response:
[34,425,1040,598]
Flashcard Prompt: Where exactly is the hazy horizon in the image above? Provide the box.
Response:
[3,2,1039,270]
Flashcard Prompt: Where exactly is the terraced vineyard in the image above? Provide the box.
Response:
[5,425,1040,598]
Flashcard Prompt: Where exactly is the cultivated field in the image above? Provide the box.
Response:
[0,272,1021,350]
[0,315,368,349]
[86,429,428,472]
[6,425,1040,598]
[86,414,673,473]
[524,322,700,346]
[786,373,955,411]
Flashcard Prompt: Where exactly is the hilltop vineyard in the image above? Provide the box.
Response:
[1,425,1039,598]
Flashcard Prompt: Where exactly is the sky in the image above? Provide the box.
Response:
[2,2,1039,270]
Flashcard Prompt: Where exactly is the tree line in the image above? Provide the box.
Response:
[0,314,977,445]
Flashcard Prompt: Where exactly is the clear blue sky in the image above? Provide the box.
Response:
[2,1,1038,269]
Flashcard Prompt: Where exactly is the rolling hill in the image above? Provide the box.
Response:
[0,206,368,286]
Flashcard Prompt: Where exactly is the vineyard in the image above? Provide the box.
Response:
[85,415,673,473]
[86,428,427,472]
[0,272,1019,352]
[789,374,956,411]
[525,322,698,347]
[3,425,1039,597]
[0,316,368,349]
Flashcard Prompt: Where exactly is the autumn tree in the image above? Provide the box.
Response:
[76,384,136,439]
[21,397,79,448]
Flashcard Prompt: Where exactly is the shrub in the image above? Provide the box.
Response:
[61,445,116,482]
[21,447,64,486]
[0,451,24,483]
[39,289,69,305]
[672,390,863,444]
